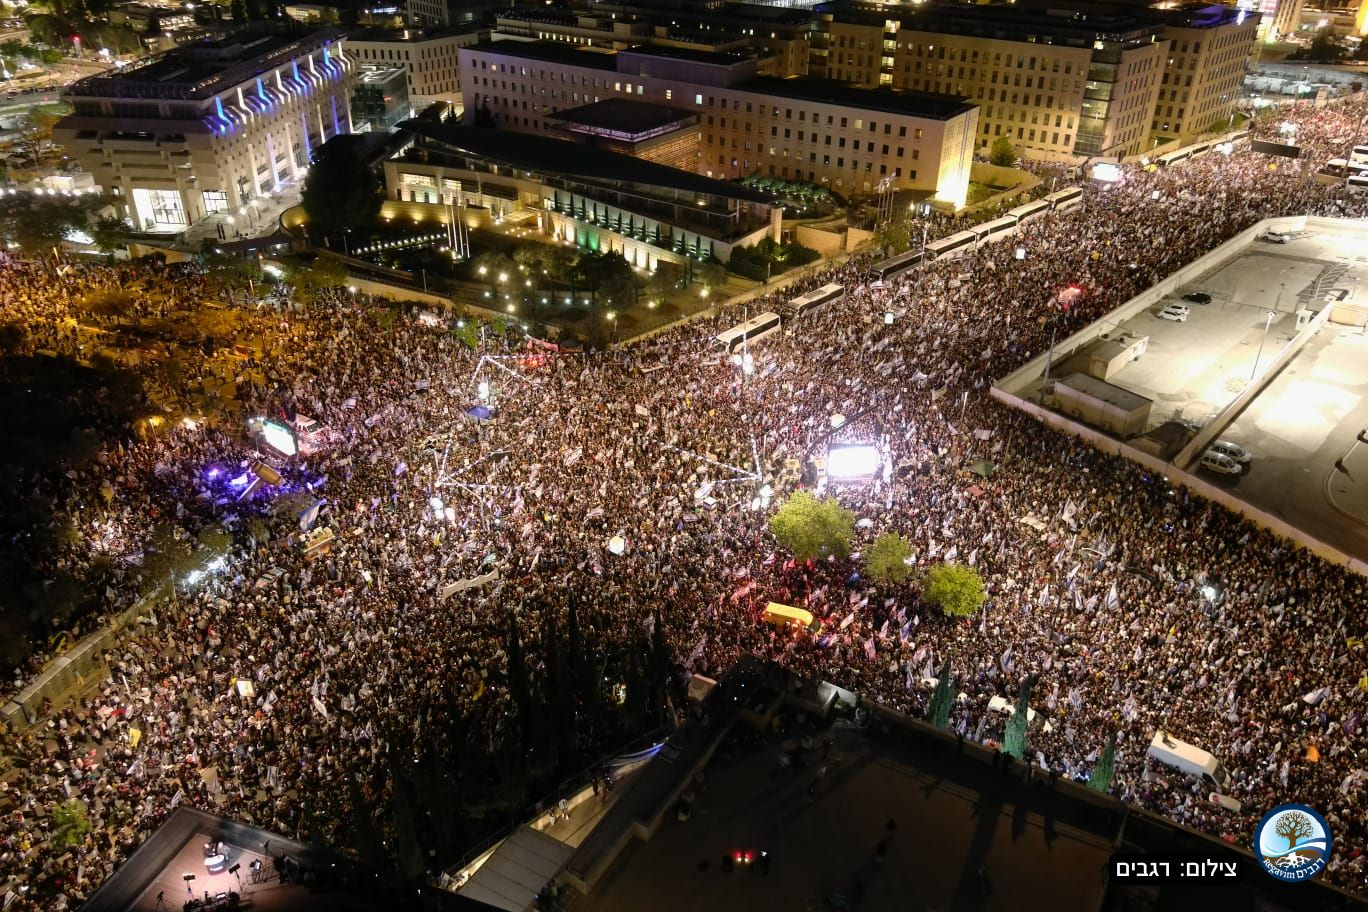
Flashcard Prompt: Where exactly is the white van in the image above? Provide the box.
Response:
[1148,731,1229,790]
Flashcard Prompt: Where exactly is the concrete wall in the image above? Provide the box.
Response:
[1174,294,1334,468]
[963,162,1040,216]
[992,215,1368,578]
[991,384,1368,576]
[794,224,845,257]
[3,587,170,732]
[995,214,1309,395]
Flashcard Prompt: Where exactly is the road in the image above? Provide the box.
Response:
[0,92,62,116]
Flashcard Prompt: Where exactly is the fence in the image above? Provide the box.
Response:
[438,725,668,888]
[2,585,171,732]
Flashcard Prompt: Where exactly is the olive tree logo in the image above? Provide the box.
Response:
[1256,804,1331,883]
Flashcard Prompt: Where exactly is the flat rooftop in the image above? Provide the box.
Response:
[356,66,406,85]
[998,217,1368,565]
[1058,371,1153,411]
[398,121,777,205]
[346,25,488,42]
[618,44,756,67]
[472,39,620,70]
[577,723,1115,912]
[82,806,489,912]
[826,0,1165,47]
[745,76,976,120]
[64,27,342,100]
[548,98,697,135]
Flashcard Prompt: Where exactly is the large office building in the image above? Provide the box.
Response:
[545,98,702,170]
[406,0,504,29]
[352,66,411,132]
[458,41,977,205]
[344,27,488,112]
[389,120,781,271]
[55,28,354,232]
[496,2,814,77]
[1151,3,1259,143]
[811,2,1169,160]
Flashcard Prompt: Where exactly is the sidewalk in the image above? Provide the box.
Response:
[531,766,645,851]
[184,182,303,249]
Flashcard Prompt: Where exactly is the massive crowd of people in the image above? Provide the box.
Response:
[2,97,1368,909]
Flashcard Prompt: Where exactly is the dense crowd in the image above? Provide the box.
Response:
[2,98,1368,908]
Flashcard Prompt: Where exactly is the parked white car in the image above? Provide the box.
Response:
[1157,304,1189,322]
[1262,230,1291,244]
[1208,440,1252,464]
[1200,450,1242,475]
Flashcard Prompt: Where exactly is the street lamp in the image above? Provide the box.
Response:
[1250,309,1276,384]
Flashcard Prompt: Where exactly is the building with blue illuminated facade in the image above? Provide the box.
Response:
[55,27,356,233]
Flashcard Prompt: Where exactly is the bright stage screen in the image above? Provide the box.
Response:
[1091,162,1122,183]
[826,444,880,480]
[261,419,298,456]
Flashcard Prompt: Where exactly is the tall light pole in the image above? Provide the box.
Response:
[1250,309,1276,384]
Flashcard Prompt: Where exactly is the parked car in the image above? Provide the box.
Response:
[1262,230,1291,244]
[1208,440,1252,464]
[1182,292,1212,305]
[1157,304,1189,322]
[1200,450,1242,475]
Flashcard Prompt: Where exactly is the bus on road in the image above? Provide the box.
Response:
[715,311,782,353]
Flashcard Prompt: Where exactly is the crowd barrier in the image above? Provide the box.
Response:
[2,585,170,732]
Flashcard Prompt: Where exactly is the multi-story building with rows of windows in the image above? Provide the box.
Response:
[344,27,488,113]
[811,2,1170,161]
[54,27,354,232]
[458,41,977,205]
[495,2,814,78]
[1151,4,1259,144]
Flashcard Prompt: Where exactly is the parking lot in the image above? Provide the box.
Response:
[1103,243,1341,428]
[1008,225,1368,561]
[1220,327,1368,560]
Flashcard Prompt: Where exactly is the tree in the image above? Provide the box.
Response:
[926,656,956,729]
[1275,810,1315,852]
[88,214,128,259]
[0,197,88,256]
[576,250,633,303]
[769,490,855,563]
[1088,732,1117,794]
[1302,28,1344,62]
[865,532,913,586]
[599,271,636,308]
[80,288,132,320]
[989,136,1017,168]
[923,563,985,617]
[300,136,381,242]
[695,259,726,291]
[196,523,232,558]
[0,323,25,357]
[1002,674,1036,760]
[545,245,579,299]
[512,244,549,291]
[644,267,675,305]
[872,220,910,257]
[25,14,68,49]
[289,256,348,303]
[50,798,93,849]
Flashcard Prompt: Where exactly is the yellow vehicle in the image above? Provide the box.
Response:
[763,602,817,633]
